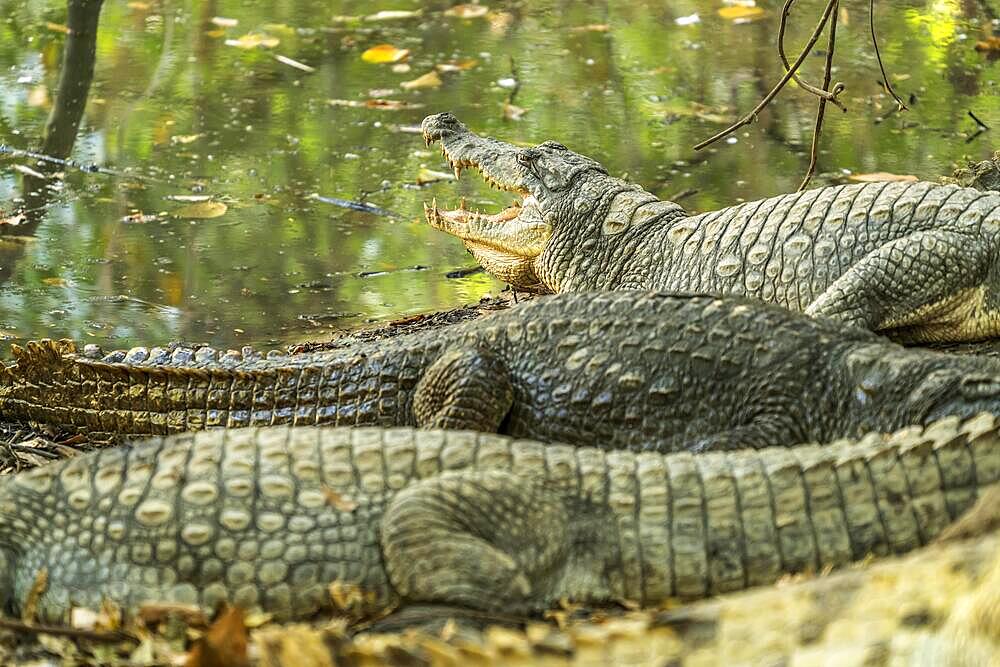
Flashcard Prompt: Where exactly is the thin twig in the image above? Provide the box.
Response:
[694,0,839,150]
[968,110,990,131]
[0,615,136,643]
[870,0,908,110]
[777,0,847,111]
[799,0,841,190]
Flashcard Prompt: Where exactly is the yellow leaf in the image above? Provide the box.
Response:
[45,22,70,34]
[444,4,490,18]
[401,71,442,89]
[173,201,228,219]
[848,172,918,183]
[224,33,279,49]
[361,44,410,64]
[718,6,765,20]
[416,167,456,184]
[975,36,1000,53]
[42,278,68,287]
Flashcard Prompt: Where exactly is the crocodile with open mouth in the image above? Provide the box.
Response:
[421,112,1000,343]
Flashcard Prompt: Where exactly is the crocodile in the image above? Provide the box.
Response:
[0,417,995,623]
[421,113,1000,343]
[8,292,1000,451]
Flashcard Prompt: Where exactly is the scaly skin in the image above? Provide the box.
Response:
[421,113,1000,343]
[0,416,996,623]
[8,292,1000,450]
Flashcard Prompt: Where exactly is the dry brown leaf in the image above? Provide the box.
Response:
[361,44,410,64]
[848,172,918,183]
[185,606,249,667]
[718,6,765,20]
[138,601,208,627]
[323,486,359,511]
[445,4,490,18]
[22,568,48,623]
[173,201,228,219]
[975,36,1000,53]
[224,33,279,49]
[400,71,442,89]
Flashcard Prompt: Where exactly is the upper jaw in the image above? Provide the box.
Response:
[421,112,530,194]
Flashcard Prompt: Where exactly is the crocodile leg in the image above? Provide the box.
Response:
[805,230,1000,343]
[380,470,596,612]
[412,349,514,430]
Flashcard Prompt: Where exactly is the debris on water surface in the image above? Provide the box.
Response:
[415,167,456,185]
[224,33,280,49]
[364,10,423,22]
[328,98,422,110]
[401,70,443,89]
[274,54,315,73]
[173,201,228,219]
[444,4,491,19]
[717,5,765,21]
[361,44,410,64]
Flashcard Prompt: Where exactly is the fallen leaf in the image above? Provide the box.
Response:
[444,4,490,18]
[173,201,228,219]
[391,63,411,73]
[171,133,204,145]
[328,98,423,110]
[323,486,359,511]
[503,101,528,120]
[435,59,478,72]
[848,172,918,183]
[210,16,238,28]
[975,36,1000,53]
[165,194,211,202]
[0,211,29,226]
[570,23,610,32]
[27,85,49,107]
[364,10,422,21]
[224,33,279,49]
[42,277,69,287]
[416,167,457,184]
[45,22,70,34]
[718,6,765,20]
[675,13,700,26]
[185,606,249,667]
[122,212,160,224]
[22,568,48,623]
[70,607,99,631]
[274,54,315,73]
[138,602,208,627]
[401,71,442,89]
[361,44,410,64]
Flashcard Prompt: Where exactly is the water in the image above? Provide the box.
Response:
[0,0,997,353]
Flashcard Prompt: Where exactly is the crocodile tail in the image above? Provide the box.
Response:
[0,338,299,435]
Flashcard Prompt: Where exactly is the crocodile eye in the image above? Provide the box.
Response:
[517,149,541,166]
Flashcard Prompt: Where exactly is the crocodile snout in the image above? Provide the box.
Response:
[421,112,469,145]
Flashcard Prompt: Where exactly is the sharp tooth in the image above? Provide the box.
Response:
[460,197,467,211]
[454,165,462,180]
[432,197,437,212]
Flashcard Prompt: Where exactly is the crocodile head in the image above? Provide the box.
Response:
[421,112,685,291]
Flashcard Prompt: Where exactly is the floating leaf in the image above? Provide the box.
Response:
[274,54,315,73]
[416,167,457,184]
[42,277,68,287]
[27,85,49,107]
[210,16,238,27]
[171,133,203,145]
[400,71,442,89]
[848,172,918,183]
[121,212,160,224]
[0,211,29,226]
[503,101,528,120]
[436,59,478,72]
[224,33,279,49]
[675,13,701,25]
[570,23,610,32]
[364,10,422,21]
[328,98,423,110]
[166,194,211,202]
[444,4,490,18]
[173,201,228,219]
[718,6,765,20]
[45,22,70,34]
[361,44,410,64]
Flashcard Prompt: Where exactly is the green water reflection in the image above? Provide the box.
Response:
[0,0,997,353]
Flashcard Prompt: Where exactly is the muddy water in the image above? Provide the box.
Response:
[0,0,996,353]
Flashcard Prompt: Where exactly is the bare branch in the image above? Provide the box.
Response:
[693,0,839,151]
[778,0,847,111]
[799,0,841,190]
[870,0,908,111]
